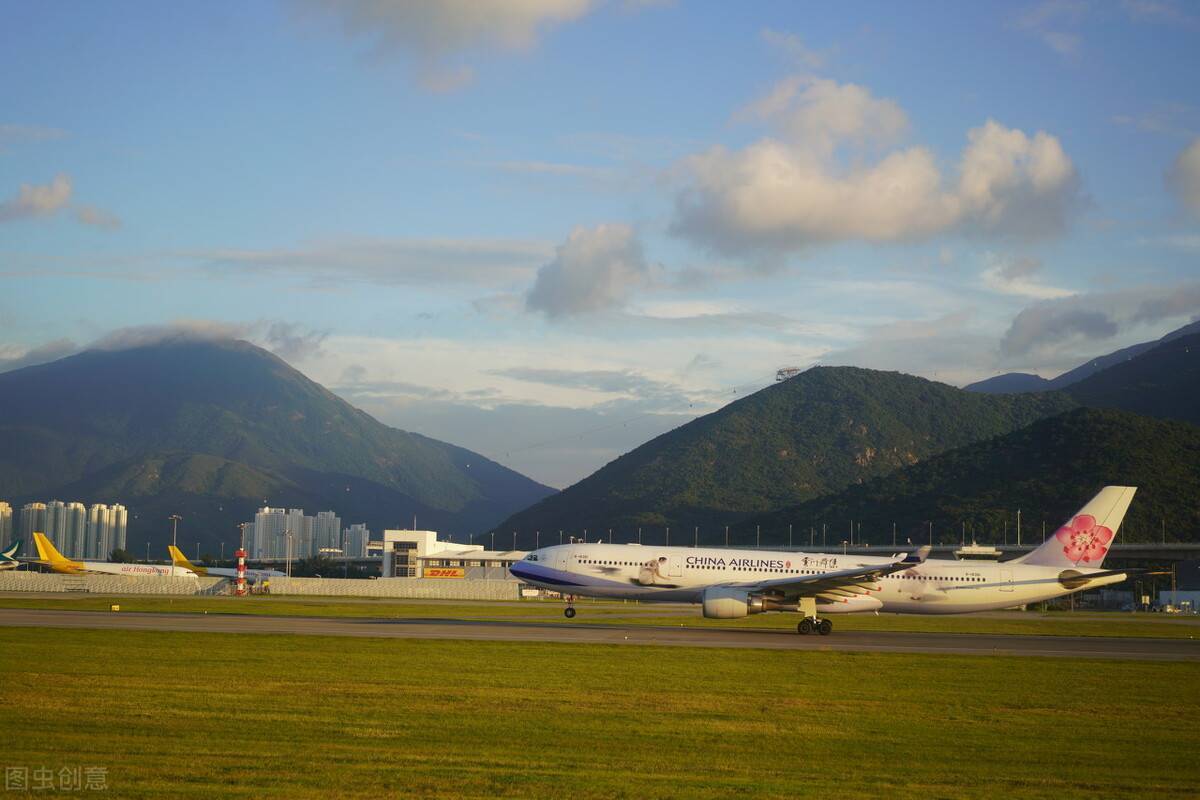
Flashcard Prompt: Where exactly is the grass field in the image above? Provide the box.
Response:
[1,593,1197,639]
[1,627,1197,799]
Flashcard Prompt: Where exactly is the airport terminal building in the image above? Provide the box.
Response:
[378,529,525,580]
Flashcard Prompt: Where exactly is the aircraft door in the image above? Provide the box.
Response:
[999,569,1014,592]
[555,550,569,572]
[668,554,683,577]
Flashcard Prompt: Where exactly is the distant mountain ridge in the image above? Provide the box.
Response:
[966,319,1200,394]
[741,407,1200,546]
[1067,332,1200,426]
[496,366,1077,543]
[0,339,554,553]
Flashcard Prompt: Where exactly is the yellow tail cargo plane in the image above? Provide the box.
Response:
[167,545,283,580]
[33,533,198,577]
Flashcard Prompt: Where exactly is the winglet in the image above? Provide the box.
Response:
[168,545,206,576]
[902,545,931,565]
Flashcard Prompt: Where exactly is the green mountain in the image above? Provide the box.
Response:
[741,408,1200,546]
[496,367,1077,543]
[1067,332,1200,426]
[0,338,554,554]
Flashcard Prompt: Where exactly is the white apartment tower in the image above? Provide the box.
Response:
[314,511,341,555]
[0,502,12,549]
[109,504,127,553]
[19,502,47,555]
[341,523,369,558]
[63,502,86,558]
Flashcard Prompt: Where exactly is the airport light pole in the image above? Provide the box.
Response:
[284,529,294,578]
[638,527,642,545]
[693,527,698,548]
[724,526,729,547]
[536,531,540,549]
[169,514,182,547]
[788,524,792,548]
[665,527,669,547]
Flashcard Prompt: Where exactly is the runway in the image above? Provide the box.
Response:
[2,608,1198,661]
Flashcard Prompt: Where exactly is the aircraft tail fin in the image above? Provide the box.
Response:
[1013,486,1136,568]
[33,532,80,571]
[0,540,19,560]
[168,545,206,576]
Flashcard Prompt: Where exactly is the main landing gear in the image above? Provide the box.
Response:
[796,597,832,635]
[797,618,832,635]
[563,595,577,619]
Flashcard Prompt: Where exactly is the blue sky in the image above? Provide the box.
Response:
[2,0,1199,487]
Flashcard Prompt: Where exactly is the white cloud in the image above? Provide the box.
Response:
[732,77,908,154]
[1168,137,1200,218]
[0,174,72,222]
[75,205,122,230]
[84,320,331,365]
[0,338,79,374]
[299,0,595,91]
[1122,0,1200,27]
[525,224,651,317]
[672,79,1082,255]
[981,254,1075,299]
[760,28,825,70]
[0,123,67,152]
[1112,103,1196,138]
[1012,0,1087,58]
[957,120,1081,237]
[199,236,552,288]
[91,320,257,351]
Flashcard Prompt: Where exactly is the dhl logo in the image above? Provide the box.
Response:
[425,567,465,579]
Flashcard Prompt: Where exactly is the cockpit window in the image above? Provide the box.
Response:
[524,553,538,561]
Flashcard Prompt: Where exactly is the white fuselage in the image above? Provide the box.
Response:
[510,543,1126,614]
[196,566,284,580]
[68,562,198,578]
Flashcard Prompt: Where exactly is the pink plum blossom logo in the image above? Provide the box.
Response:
[1056,514,1114,563]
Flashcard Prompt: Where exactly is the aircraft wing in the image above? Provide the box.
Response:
[725,546,930,600]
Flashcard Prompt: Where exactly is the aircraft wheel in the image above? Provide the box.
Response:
[797,618,813,635]
[818,619,833,636]
[564,607,577,619]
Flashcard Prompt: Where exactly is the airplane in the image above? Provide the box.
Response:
[0,540,20,570]
[509,486,1141,635]
[32,533,198,578]
[167,545,284,580]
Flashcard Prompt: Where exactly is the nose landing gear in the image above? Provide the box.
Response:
[563,595,577,619]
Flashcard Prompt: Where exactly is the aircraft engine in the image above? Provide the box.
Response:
[701,587,767,619]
